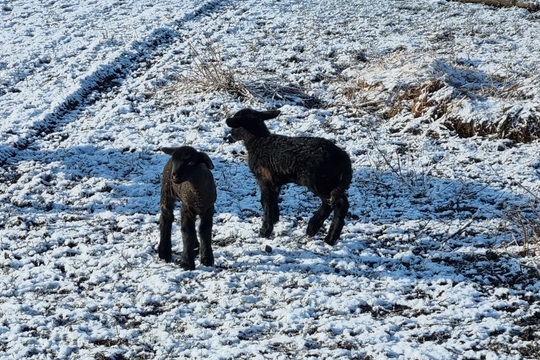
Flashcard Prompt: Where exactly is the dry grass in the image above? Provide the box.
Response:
[339,78,384,102]
[181,42,253,99]
[505,186,540,258]
[444,105,540,142]
[161,42,540,143]
[401,79,446,118]
[383,79,451,120]
[330,48,540,143]
[157,41,322,108]
[338,73,540,143]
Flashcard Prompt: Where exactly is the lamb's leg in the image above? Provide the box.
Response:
[324,195,349,245]
[307,200,332,237]
[259,183,280,238]
[158,204,174,262]
[180,207,197,270]
[198,207,215,267]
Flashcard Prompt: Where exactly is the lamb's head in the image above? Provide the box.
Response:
[226,109,281,142]
[161,146,214,184]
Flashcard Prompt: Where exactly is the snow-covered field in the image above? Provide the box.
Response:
[1,0,540,358]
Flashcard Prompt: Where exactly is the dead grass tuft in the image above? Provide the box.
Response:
[443,115,476,138]
[401,79,446,118]
[504,186,540,257]
[161,42,322,107]
[383,79,451,120]
[496,106,540,143]
[182,42,253,99]
[444,105,540,142]
[339,78,384,102]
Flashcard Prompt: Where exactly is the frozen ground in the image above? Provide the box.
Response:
[1,0,540,359]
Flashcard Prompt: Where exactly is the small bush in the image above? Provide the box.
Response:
[505,188,540,257]
[183,42,252,99]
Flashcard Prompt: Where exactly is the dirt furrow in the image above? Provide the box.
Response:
[0,0,234,167]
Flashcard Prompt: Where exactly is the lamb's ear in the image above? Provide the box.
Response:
[161,147,179,155]
[226,116,241,128]
[259,110,281,121]
[198,152,214,170]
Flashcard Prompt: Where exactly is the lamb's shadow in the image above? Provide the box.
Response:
[212,161,536,292]
[2,145,166,218]
[3,143,537,299]
[224,238,538,308]
[349,166,512,224]
[253,165,520,233]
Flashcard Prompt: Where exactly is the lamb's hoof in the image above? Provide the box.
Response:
[201,256,214,267]
[323,235,338,246]
[179,260,196,271]
[259,225,273,238]
[306,224,319,237]
[158,250,172,263]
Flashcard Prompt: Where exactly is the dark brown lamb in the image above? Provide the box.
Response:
[158,146,216,270]
[226,109,352,245]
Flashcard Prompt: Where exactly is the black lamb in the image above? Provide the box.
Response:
[226,109,352,245]
[158,146,217,270]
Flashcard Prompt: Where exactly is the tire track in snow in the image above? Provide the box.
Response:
[0,0,233,166]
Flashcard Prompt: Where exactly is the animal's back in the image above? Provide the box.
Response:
[249,135,351,195]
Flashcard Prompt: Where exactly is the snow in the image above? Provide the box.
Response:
[1,0,540,358]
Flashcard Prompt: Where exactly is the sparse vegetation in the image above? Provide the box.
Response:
[505,186,540,258]
[182,42,253,99]
[161,41,322,107]
[2,0,540,359]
